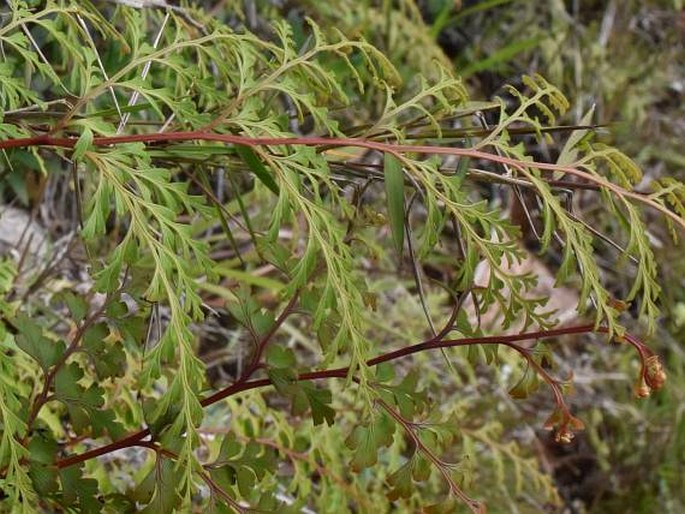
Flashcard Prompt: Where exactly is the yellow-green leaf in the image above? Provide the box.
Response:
[555,105,595,177]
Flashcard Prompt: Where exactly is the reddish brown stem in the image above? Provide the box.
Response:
[54,323,616,470]
[24,298,111,438]
[0,132,681,230]
[56,428,152,469]
[367,323,602,367]
[238,290,300,382]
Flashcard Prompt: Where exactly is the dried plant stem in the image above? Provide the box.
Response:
[54,322,653,471]
[2,132,681,231]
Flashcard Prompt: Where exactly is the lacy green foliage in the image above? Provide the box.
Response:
[427,2,685,510]
[474,73,664,334]
[292,0,453,84]
[0,260,35,512]
[652,177,685,240]
[0,1,681,513]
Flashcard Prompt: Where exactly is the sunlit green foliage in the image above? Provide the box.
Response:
[0,1,682,512]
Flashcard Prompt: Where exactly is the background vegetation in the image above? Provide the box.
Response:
[0,1,683,512]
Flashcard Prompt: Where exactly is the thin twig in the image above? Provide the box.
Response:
[53,322,638,470]
[239,290,300,381]
[3,132,680,231]
[23,292,116,435]
[376,398,485,513]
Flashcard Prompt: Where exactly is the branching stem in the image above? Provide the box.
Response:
[54,322,653,471]
[2,132,682,230]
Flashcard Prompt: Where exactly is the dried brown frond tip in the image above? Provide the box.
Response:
[554,427,575,444]
[644,355,667,391]
[547,412,585,444]
[634,378,652,398]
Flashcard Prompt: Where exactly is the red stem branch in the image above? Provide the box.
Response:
[238,290,300,382]
[54,323,625,470]
[1,131,681,230]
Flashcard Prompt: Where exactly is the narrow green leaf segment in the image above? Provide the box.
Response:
[384,152,406,257]
[235,145,280,195]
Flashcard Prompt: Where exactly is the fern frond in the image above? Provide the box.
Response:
[364,63,468,139]
[462,422,561,506]
[0,260,37,510]
[650,177,685,241]
[479,74,570,149]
